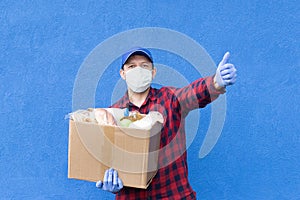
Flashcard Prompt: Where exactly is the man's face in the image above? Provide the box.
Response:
[120,55,156,80]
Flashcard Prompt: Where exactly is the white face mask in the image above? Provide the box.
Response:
[125,67,153,93]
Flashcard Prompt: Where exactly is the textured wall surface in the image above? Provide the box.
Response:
[0,1,299,199]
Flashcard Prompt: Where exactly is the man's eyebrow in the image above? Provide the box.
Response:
[125,62,135,65]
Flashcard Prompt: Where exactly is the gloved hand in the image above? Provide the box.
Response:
[96,168,123,193]
[214,52,237,88]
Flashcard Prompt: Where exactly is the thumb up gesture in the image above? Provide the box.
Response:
[214,52,237,89]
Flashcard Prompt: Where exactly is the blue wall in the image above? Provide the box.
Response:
[1,1,299,199]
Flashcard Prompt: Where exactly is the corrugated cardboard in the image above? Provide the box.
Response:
[68,119,162,189]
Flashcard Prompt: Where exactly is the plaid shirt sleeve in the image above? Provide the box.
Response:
[172,75,225,117]
[111,75,224,200]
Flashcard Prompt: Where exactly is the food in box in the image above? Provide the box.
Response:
[67,108,163,189]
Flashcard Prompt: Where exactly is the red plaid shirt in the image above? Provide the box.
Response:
[111,76,223,200]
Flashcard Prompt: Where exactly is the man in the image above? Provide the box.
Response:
[96,47,237,199]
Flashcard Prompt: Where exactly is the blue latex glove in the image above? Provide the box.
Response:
[96,168,123,193]
[215,52,237,87]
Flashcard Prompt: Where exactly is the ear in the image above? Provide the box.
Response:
[120,69,126,80]
[152,67,157,79]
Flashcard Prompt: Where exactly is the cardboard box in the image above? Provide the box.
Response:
[68,119,162,189]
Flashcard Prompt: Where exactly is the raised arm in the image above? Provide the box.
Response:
[173,52,237,115]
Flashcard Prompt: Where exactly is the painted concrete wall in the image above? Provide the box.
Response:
[0,1,299,199]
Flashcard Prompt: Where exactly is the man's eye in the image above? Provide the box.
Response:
[128,65,135,68]
[142,64,150,68]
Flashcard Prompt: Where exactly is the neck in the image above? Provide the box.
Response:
[128,87,150,108]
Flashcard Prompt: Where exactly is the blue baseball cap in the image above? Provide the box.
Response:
[121,47,153,67]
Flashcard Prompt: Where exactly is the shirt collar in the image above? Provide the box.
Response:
[144,87,156,102]
[121,87,156,108]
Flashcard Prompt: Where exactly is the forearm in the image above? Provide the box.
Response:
[174,75,225,113]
